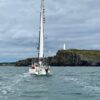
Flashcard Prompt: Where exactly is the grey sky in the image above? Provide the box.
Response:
[0,0,100,62]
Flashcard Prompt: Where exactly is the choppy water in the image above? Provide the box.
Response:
[0,66,100,100]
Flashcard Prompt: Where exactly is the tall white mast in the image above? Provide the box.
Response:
[38,0,45,60]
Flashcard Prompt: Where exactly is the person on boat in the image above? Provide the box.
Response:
[32,64,36,69]
[45,67,49,74]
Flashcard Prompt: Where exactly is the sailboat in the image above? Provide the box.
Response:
[29,0,51,75]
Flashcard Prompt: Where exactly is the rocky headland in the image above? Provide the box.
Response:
[14,49,100,66]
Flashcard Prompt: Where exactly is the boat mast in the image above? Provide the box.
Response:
[38,0,45,63]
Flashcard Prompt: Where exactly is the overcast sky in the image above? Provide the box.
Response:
[0,0,100,62]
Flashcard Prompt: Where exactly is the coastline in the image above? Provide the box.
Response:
[1,49,100,67]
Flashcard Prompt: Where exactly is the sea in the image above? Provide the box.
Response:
[0,66,100,100]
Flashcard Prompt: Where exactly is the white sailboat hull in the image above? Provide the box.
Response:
[29,67,51,75]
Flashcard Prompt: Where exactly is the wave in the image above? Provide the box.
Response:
[64,76,100,93]
[0,72,30,97]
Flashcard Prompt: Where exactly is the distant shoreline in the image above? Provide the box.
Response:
[0,49,100,67]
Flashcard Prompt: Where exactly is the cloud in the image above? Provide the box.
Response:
[0,0,100,62]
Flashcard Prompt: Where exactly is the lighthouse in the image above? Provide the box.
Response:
[63,43,66,50]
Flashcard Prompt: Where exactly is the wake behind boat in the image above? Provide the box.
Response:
[29,0,51,76]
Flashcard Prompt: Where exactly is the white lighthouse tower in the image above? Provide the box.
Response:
[63,43,66,50]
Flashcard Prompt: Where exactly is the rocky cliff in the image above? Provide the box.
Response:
[15,49,100,66]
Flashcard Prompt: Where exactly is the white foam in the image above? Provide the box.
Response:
[2,90,7,95]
